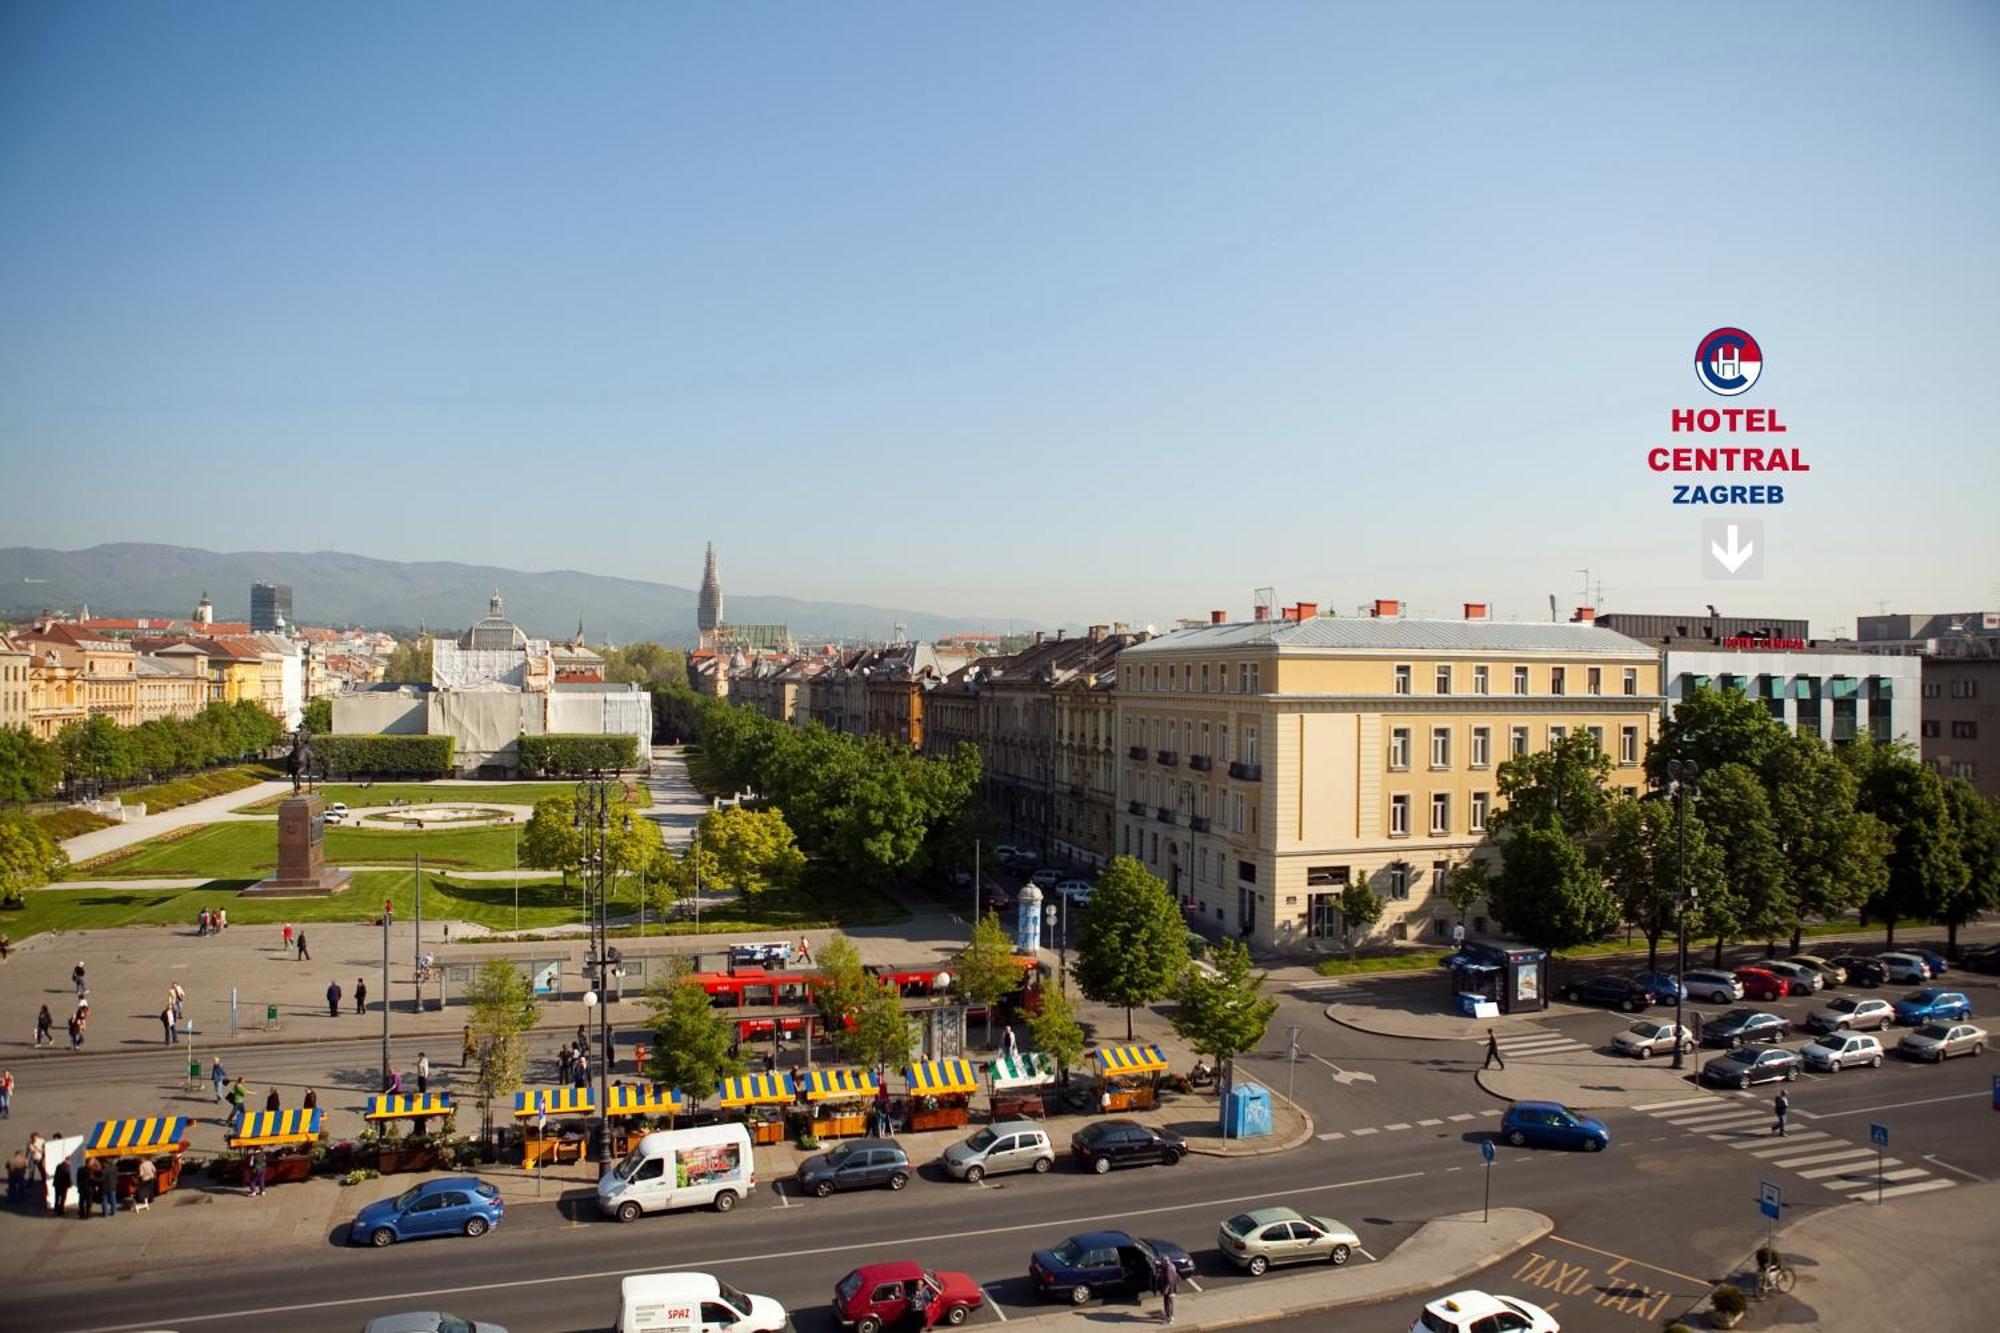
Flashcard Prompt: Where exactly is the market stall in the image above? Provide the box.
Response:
[800,1067,878,1139]
[904,1058,978,1131]
[717,1072,795,1145]
[364,1092,456,1173]
[607,1083,689,1152]
[1094,1043,1168,1112]
[988,1052,1057,1120]
[228,1108,325,1185]
[513,1087,596,1168]
[84,1116,191,1201]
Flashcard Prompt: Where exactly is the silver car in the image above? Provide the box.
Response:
[1876,952,1932,984]
[1681,968,1744,1004]
[1897,1022,1987,1062]
[941,1121,1055,1182]
[1800,1031,1884,1071]
[1807,997,1895,1033]
[1611,1019,1693,1059]
[1218,1206,1360,1275]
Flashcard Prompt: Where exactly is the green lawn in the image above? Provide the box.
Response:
[234,781,651,813]
[73,820,533,878]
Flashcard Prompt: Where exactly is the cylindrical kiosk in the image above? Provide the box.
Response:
[364,1093,457,1173]
[988,1052,1057,1120]
[716,1072,794,1145]
[228,1108,326,1185]
[513,1086,596,1168]
[1093,1043,1168,1112]
[800,1067,878,1139]
[904,1058,978,1131]
[84,1116,191,1201]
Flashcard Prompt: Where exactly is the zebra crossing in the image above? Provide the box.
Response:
[1634,1094,1957,1201]
[1488,1027,1596,1063]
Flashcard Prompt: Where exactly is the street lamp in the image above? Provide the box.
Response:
[573,776,616,1163]
[1043,899,1068,993]
[1668,759,1700,1071]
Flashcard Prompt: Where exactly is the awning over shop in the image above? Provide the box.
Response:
[229,1108,325,1150]
[607,1084,689,1117]
[1095,1043,1168,1078]
[365,1093,455,1122]
[84,1117,191,1160]
[906,1058,979,1097]
[513,1086,597,1119]
[989,1052,1057,1090]
[801,1068,879,1102]
[717,1072,795,1108]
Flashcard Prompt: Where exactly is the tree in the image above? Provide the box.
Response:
[519,793,584,887]
[1693,763,1789,963]
[846,978,916,1072]
[1939,779,2000,957]
[1490,730,1614,840]
[301,697,333,733]
[465,959,541,1141]
[1338,877,1386,959]
[1168,938,1278,1082]
[1645,685,1789,787]
[955,912,1023,1044]
[1763,735,1884,949]
[0,811,68,907]
[643,963,746,1097]
[1074,856,1190,1040]
[1441,856,1488,929]
[0,727,62,805]
[1027,980,1087,1086]
[811,936,876,1038]
[518,790,660,898]
[1486,823,1620,953]
[1844,737,1962,944]
[1600,796,1725,970]
[602,642,689,692]
[697,805,805,895]
[383,637,434,685]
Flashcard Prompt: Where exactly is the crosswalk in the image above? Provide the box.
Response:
[1633,1094,1957,1201]
[1488,1027,1595,1063]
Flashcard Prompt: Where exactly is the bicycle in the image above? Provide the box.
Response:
[1754,1261,1796,1299]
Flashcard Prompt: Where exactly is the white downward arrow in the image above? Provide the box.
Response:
[1711,524,1755,572]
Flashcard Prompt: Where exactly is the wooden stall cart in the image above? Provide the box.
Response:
[904,1058,979,1131]
[513,1087,595,1168]
[607,1083,689,1153]
[801,1067,878,1139]
[717,1072,795,1145]
[988,1052,1057,1120]
[364,1093,457,1173]
[228,1108,325,1185]
[84,1116,191,1202]
[1094,1043,1168,1112]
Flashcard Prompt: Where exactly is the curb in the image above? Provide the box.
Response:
[1185,1087,1315,1158]
[1323,1003,1491,1043]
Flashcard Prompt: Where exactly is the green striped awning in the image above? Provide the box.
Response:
[365,1092,454,1121]
[906,1058,978,1096]
[85,1117,191,1160]
[606,1084,688,1117]
[229,1108,325,1149]
[989,1052,1057,1090]
[512,1086,597,1119]
[802,1067,879,1103]
[717,1072,794,1108]
[1095,1043,1168,1077]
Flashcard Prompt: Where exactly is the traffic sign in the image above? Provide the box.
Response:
[1870,1122,1889,1148]
[1992,1074,1999,1112]
[1453,923,1467,945]
[1758,1181,1782,1220]
[1481,1138,1496,1164]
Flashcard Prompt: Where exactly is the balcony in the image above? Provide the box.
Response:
[1190,815,1212,834]
[1128,800,1147,816]
[1187,754,1212,772]
[1228,761,1263,782]
[1156,750,1179,766]
[1155,807,1177,824]
[1128,745,1149,761]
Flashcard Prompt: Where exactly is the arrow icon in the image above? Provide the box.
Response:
[1710,524,1755,573]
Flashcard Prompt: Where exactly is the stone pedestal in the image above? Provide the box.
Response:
[246,794,353,896]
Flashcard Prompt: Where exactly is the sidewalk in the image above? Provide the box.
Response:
[59,779,293,864]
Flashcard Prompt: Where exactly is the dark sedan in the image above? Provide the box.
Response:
[1029,1230,1194,1306]
[1829,955,1888,987]
[1701,1045,1803,1088]
[1559,975,1656,1012]
[796,1139,911,1197]
[1701,1009,1789,1048]
[1071,1119,1185,1174]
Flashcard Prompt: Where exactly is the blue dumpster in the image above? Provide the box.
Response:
[1223,1081,1273,1139]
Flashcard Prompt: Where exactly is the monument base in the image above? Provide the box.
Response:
[245,792,351,896]
[244,867,355,898]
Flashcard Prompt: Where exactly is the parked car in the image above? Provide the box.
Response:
[1218,1206,1359,1275]
[349,1177,504,1247]
[1071,1119,1185,1173]
[1876,952,1933,984]
[1499,1100,1609,1151]
[1907,947,1949,976]
[1634,971,1684,1002]
[833,1262,984,1333]
[1806,997,1896,1033]
[1788,955,1847,986]
[942,1122,1055,1182]
[1701,1045,1803,1088]
[1892,989,1972,1026]
[994,844,1036,865]
[1029,1230,1194,1305]
[1897,1021,1988,1062]
[1611,1019,1693,1059]
[729,941,792,967]
[1682,968,1745,1004]
[1052,879,1095,905]
[1559,975,1656,1011]
[980,885,1013,913]
[1829,955,1888,987]
[1734,966,1793,1002]
[796,1139,910,1197]
[1702,1009,1789,1047]
[1800,1031,1885,1072]
[1960,944,2000,976]
[324,809,347,825]
[616,1274,787,1333]
[363,1315,505,1333]
[1409,1290,1560,1333]
[1763,961,1824,994]
[1029,868,1061,889]
[327,801,350,815]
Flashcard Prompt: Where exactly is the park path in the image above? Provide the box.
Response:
[640,744,704,849]
[59,780,293,864]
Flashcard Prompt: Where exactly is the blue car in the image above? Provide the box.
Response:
[1499,1101,1610,1152]
[1635,971,1684,1002]
[1908,948,1949,976]
[350,1176,504,1247]
[1030,1230,1195,1305]
[1892,989,1971,1026]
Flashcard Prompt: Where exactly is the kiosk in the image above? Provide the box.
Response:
[905,1058,978,1131]
[607,1083,690,1152]
[801,1067,879,1140]
[717,1072,795,1145]
[228,1108,326,1185]
[988,1052,1057,1120]
[514,1087,596,1168]
[84,1116,191,1201]
[1441,941,1549,1015]
[364,1092,456,1173]
[1094,1043,1168,1112]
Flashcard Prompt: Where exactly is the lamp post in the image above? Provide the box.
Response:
[573,776,616,1163]
[1043,898,1068,994]
[1668,759,1700,1071]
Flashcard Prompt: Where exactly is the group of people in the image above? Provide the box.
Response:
[208,1057,317,1132]
[4,1131,159,1217]
[325,976,370,1016]
[33,995,91,1052]
[282,923,311,960]
[194,906,229,936]
[158,982,187,1043]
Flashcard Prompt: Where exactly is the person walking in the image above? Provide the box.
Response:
[1482,1028,1506,1070]
[98,1158,118,1217]
[1156,1252,1180,1325]
[67,1013,83,1051]
[264,1086,281,1114]
[295,929,309,961]
[72,962,87,997]
[216,907,227,933]
[281,924,293,955]
[355,977,368,1014]
[136,1155,156,1209]
[0,1066,12,1118]
[573,1051,590,1089]
[226,1077,248,1134]
[557,1044,572,1085]
[1773,1088,1791,1137]
[35,1004,53,1048]
[796,936,812,965]
[1001,1025,1018,1059]
[461,1024,477,1067]
[198,908,210,937]
[325,979,342,1018]
[160,1005,175,1044]
[416,1053,430,1095]
[169,981,185,1025]
[246,1147,267,1197]
[211,1057,227,1102]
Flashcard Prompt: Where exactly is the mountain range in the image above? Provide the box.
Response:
[0,543,1042,646]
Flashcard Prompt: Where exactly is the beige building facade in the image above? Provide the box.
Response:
[0,634,31,733]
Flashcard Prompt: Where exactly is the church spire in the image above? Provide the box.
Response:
[698,541,724,638]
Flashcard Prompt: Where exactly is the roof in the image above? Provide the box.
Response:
[1120,618,1656,657]
[1235,1206,1306,1227]
[851,1260,926,1282]
[1068,1229,1138,1248]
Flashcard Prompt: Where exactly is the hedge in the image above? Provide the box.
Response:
[314,734,455,778]
[517,733,638,776]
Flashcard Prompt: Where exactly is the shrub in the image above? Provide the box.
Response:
[1710,1284,1748,1316]
[315,735,454,778]
[517,733,638,776]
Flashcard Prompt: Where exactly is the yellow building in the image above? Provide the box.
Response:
[17,625,138,727]
[134,655,211,723]
[1114,603,1661,951]
[0,633,32,733]
[26,644,86,740]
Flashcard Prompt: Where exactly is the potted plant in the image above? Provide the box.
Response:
[797,1130,820,1151]
[1709,1283,1748,1329]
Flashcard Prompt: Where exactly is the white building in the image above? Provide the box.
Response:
[1664,648,1922,746]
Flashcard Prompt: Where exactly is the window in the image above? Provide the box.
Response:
[1953,721,1979,739]
[1473,665,1490,695]
[1951,679,1980,700]
[1222,663,1233,693]
[1435,664,1452,695]
[1587,666,1602,696]
[1513,665,1530,695]
[1389,727,1411,769]
[1470,791,1490,832]
[1587,725,1605,751]
[1389,794,1410,837]
[1430,792,1450,835]
[1231,791,1245,833]
[1201,663,1211,692]
[1243,725,1259,765]
[1619,725,1639,765]
[1922,681,1940,699]
[1200,721,1210,756]
[1470,727,1491,768]
[1510,725,1529,758]
[1393,664,1412,695]
[1548,725,1567,745]
[1550,666,1566,696]
[1238,859,1256,883]
[1922,720,1941,738]
[1430,726,1451,769]
[1388,864,1411,899]
[1623,667,1638,696]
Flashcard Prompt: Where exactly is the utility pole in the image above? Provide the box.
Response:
[973,838,980,935]
[380,903,392,1088]
[413,852,424,1013]
[1669,760,1699,1071]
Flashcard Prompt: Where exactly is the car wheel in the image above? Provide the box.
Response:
[1161,1149,1182,1166]
[1033,1156,1053,1173]
[1584,1137,1604,1152]
[370,1226,396,1248]
[1711,990,1731,1004]
[463,1215,488,1237]
[1069,1285,1092,1306]
[1976,1043,1986,1057]
[1870,1056,1883,1068]
[945,1306,970,1327]
[1637,1045,1651,1059]
[712,1190,737,1213]
[1738,1076,1751,1090]
[615,1198,642,1222]
[857,1318,882,1333]
[1785,1067,1799,1081]
[1507,1130,1527,1147]
[964,1165,985,1184]
[1092,1156,1111,1175]
[1328,1243,1351,1266]
[813,1179,835,1198]
[887,1172,908,1191]
[1247,1255,1269,1276]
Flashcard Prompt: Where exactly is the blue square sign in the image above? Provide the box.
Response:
[1481,1138,1496,1164]
[1759,1181,1782,1220]
[1870,1122,1889,1148]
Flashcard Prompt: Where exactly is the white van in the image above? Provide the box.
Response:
[598,1123,755,1221]
[616,1273,788,1333]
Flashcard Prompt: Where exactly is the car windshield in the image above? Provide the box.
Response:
[963,1129,997,1152]
[394,1185,424,1209]
[1916,1024,1953,1040]
[1719,1009,1755,1024]
[1049,1239,1084,1265]
[826,1143,859,1165]
[612,1148,646,1181]
[1722,1047,1760,1062]
[715,1280,750,1312]
[1806,1036,1839,1049]
[438,1318,472,1333]
[474,1181,499,1199]
[1903,991,1932,1003]
[835,1272,862,1303]
[1827,999,1858,1013]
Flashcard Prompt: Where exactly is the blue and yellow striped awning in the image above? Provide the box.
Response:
[84,1117,191,1160]
[717,1072,794,1108]
[365,1092,455,1121]
[512,1086,597,1119]
[906,1058,979,1097]
[229,1108,325,1149]
[607,1084,688,1117]
[1095,1043,1168,1077]
[802,1067,879,1103]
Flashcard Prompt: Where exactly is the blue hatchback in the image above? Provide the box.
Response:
[1907,948,1949,976]
[1634,971,1684,1002]
[350,1176,504,1247]
[1892,989,1971,1026]
[1499,1101,1610,1152]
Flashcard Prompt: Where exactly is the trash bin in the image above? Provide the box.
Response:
[1223,1081,1273,1139]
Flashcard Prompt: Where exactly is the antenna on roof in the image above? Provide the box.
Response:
[1253,586,1274,620]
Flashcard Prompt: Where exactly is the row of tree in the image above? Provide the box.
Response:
[0,701,286,806]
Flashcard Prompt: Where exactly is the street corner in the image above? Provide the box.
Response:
[1323,1000,1492,1042]
[1176,1092,1316,1157]
[1474,1058,1700,1111]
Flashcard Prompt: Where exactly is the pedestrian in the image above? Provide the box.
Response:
[66,1014,82,1051]
[302,1086,318,1110]
[416,1053,430,1095]
[384,1068,404,1095]
[796,936,813,965]
[76,1159,95,1219]
[160,1006,175,1044]
[211,1057,227,1102]
[575,1024,589,1056]
[35,1004,53,1048]
[1157,1253,1179,1325]
[6,1146,25,1204]
[51,1153,72,1216]
[573,1051,589,1089]
[216,907,227,933]
[226,1077,247,1133]
[198,907,209,937]
[326,979,342,1017]
[355,977,368,1014]
[1482,1028,1506,1070]
[1773,1088,1790,1137]
[72,962,87,996]
[0,1066,12,1119]
[26,1130,46,1194]
[98,1158,118,1217]
[295,929,309,961]
[874,1083,891,1137]
[461,1024,477,1067]
[557,1044,572,1085]
[282,923,293,954]
[909,1276,939,1332]
[247,1147,266,1197]
[1001,1025,1018,1059]
[136,1155,156,1208]
[264,1086,280,1114]
[169,981,185,1024]
[605,1031,618,1072]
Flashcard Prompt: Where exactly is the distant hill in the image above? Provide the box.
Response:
[0,543,1043,646]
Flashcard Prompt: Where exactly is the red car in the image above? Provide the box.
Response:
[834,1261,985,1333]
[1735,967,1789,1003]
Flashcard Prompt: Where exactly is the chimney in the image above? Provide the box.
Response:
[1055,628,1066,640]
[1296,601,1318,619]
[1112,622,1129,635]
[1371,599,1401,618]
[1254,605,1270,622]
[1033,630,1045,644]
[1088,624,1109,643]
[1572,606,1596,623]
[1463,602,1488,620]
[1209,610,1227,624]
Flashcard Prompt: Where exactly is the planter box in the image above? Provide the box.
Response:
[812,1111,868,1139]
[908,1106,968,1133]
[378,1145,443,1175]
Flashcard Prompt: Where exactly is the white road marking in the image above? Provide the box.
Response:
[1355,1245,1378,1261]
[1351,1127,1379,1136]
[1448,1113,1476,1122]
[1773,1147,1881,1171]
[1796,1156,1903,1179]
[1417,1118,1443,1126]
[1867,1178,1958,1200]
[772,1180,790,1208]
[1184,1277,1205,1292]
[1806,1090,1991,1119]
[1635,1095,1720,1111]
[1384,1122,1411,1132]
[981,1285,1010,1321]
[1317,1132,1346,1141]
[1480,1109,1501,1117]
[1737,1133,1832,1155]
[1923,1154,1987,1182]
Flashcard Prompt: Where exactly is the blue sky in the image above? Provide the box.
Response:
[3,2,1996,633]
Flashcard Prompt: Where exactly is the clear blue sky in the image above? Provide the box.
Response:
[4,2,1996,633]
